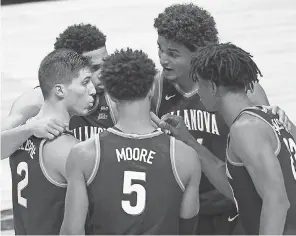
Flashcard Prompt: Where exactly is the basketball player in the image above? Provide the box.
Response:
[159,43,296,235]
[152,3,269,234]
[8,49,95,234]
[1,24,115,159]
[60,49,201,235]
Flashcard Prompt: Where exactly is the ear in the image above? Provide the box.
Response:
[211,81,218,95]
[54,84,66,98]
[107,93,118,103]
[148,83,156,99]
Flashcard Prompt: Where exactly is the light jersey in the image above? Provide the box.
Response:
[9,132,73,235]
[155,75,229,194]
[69,92,116,141]
[226,106,296,235]
[85,128,184,235]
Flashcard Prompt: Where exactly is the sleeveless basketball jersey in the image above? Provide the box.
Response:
[226,106,296,235]
[86,128,184,235]
[69,93,116,141]
[9,134,70,235]
[156,76,229,194]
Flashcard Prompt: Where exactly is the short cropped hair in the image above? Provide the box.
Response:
[38,49,91,99]
[100,48,157,101]
[54,23,106,54]
[154,3,218,51]
[190,43,262,92]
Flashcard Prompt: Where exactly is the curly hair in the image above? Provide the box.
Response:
[190,43,262,91]
[154,3,219,51]
[39,49,91,99]
[100,48,157,101]
[54,23,106,54]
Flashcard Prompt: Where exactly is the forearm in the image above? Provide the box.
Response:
[186,137,233,200]
[260,195,289,234]
[1,124,33,159]
[60,224,85,235]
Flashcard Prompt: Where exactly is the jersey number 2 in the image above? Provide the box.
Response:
[122,171,146,215]
[283,138,296,180]
[17,162,28,208]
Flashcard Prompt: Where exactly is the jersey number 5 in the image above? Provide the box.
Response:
[283,138,296,180]
[122,171,146,215]
[17,162,28,208]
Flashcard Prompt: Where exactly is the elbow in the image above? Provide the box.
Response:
[264,191,290,212]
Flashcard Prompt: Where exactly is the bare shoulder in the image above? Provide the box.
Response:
[66,136,98,180]
[230,113,276,155]
[42,134,79,177]
[174,138,201,185]
[230,113,272,141]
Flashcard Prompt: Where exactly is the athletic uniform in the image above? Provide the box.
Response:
[9,132,73,235]
[154,75,238,234]
[69,93,116,141]
[226,106,296,235]
[85,128,184,235]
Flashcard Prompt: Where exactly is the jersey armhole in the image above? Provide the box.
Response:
[86,133,101,185]
[169,137,185,191]
[39,139,67,188]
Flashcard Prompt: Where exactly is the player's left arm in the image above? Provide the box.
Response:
[247,82,270,105]
[60,144,89,235]
[231,119,290,235]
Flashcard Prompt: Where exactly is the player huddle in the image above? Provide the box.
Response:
[2,3,296,235]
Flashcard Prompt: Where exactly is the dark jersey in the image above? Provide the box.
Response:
[226,106,296,235]
[69,93,116,141]
[9,135,69,235]
[86,128,184,235]
[156,77,229,194]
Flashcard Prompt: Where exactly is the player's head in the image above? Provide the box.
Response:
[154,3,218,82]
[100,48,157,104]
[190,43,262,111]
[54,23,107,92]
[38,49,96,116]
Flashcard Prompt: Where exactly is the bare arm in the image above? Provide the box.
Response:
[2,88,43,131]
[60,144,89,235]
[157,114,233,200]
[231,119,290,235]
[177,141,201,234]
[247,82,269,105]
[1,118,67,160]
[185,136,233,200]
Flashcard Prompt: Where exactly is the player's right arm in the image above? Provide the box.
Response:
[1,118,68,160]
[175,140,201,235]
[158,114,233,200]
[1,88,44,131]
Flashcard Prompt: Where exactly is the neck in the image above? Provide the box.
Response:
[37,100,71,124]
[115,99,155,134]
[217,92,255,127]
[175,75,198,94]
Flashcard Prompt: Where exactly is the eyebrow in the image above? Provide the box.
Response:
[91,64,102,72]
[167,47,180,53]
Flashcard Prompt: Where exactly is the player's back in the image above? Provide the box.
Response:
[226,106,296,234]
[9,135,66,235]
[86,128,184,235]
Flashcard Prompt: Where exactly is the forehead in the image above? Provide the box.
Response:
[76,67,92,79]
[83,47,108,66]
[157,36,183,49]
